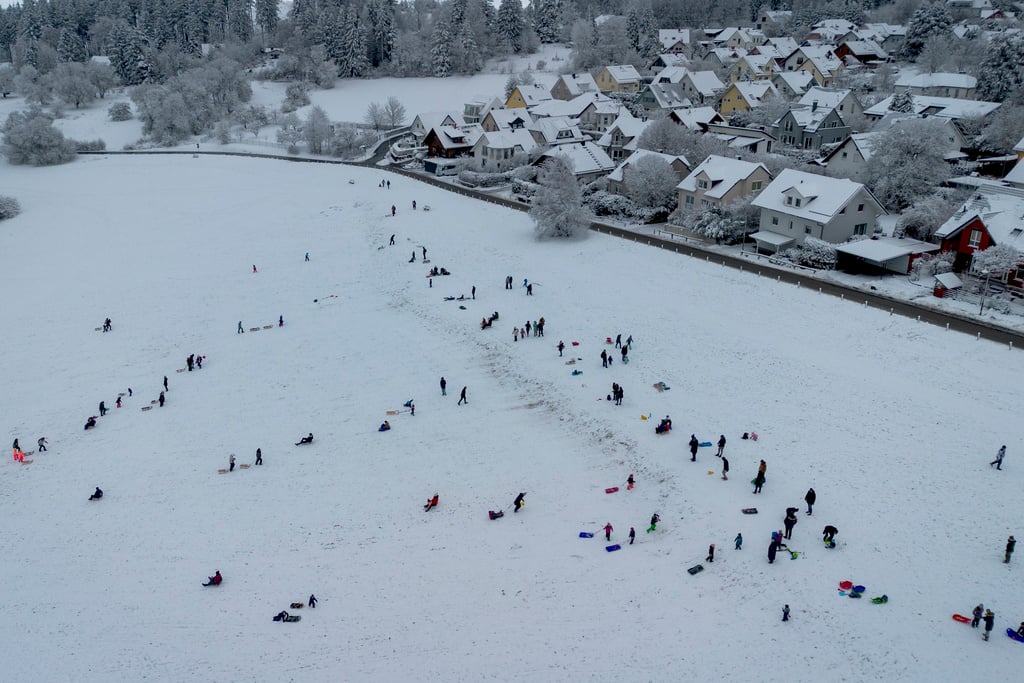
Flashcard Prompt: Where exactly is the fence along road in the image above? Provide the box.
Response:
[80,144,1024,349]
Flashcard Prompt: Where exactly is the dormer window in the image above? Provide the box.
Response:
[698,179,708,189]
[795,198,802,207]
[786,196,793,205]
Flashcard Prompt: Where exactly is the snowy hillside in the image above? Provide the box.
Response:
[2,154,1023,682]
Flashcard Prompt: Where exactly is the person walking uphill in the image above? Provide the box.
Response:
[255,448,262,466]
[991,445,1006,470]
[689,434,699,462]
[440,377,447,396]
[647,513,660,533]
[783,508,798,539]
[238,321,244,334]
[706,544,715,562]
[982,609,995,640]
[99,401,107,416]
[1005,535,1016,563]
[513,492,526,513]
[229,454,236,472]
[159,391,165,407]
[805,488,816,515]
[716,435,726,457]
[458,386,467,405]
[604,523,614,541]
[782,605,790,622]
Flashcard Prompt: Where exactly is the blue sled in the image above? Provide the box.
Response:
[579,532,594,538]
[605,544,621,552]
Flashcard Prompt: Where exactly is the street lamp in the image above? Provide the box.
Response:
[979,269,990,315]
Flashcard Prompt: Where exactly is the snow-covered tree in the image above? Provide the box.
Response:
[976,32,1024,103]
[431,21,452,77]
[108,22,149,86]
[256,0,280,42]
[530,156,589,239]
[383,96,406,127]
[888,89,914,113]
[974,104,1024,154]
[865,118,953,210]
[2,107,77,166]
[792,237,838,270]
[56,28,87,63]
[0,195,21,220]
[901,2,953,61]
[304,105,332,154]
[85,61,117,99]
[896,189,968,240]
[366,0,396,68]
[689,208,746,243]
[337,6,369,78]
[0,65,14,97]
[637,118,731,163]
[971,243,1022,278]
[364,101,387,132]
[52,62,96,108]
[226,0,254,43]
[533,0,563,43]
[496,0,524,53]
[624,155,680,212]
[108,102,133,121]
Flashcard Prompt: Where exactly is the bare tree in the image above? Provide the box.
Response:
[383,96,407,127]
[364,101,387,132]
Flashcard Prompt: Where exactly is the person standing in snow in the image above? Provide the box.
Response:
[983,609,995,640]
[647,513,660,533]
[471,286,476,299]
[116,396,122,408]
[706,544,715,562]
[237,321,244,334]
[601,349,608,368]
[783,509,798,539]
[37,437,47,452]
[768,538,779,564]
[991,445,1006,470]
[782,605,790,622]
[163,376,169,392]
[620,345,627,363]
[526,283,533,296]
[98,401,107,416]
[391,205,396,217]
[615,334,621,348]
[604,523,614,541]
[279,315,284,327]
[735,533,743,550]
[513,492,526,513]
[458,386,467,405]
[627,474,635,490]
[13,438,20,452]
[229,454,236,472]
[721,457,729,480]
[716,435,726,457]
[557,341,564,356]
[309,594,317,608]
[409,251,416,263]
[390,234,395,246]
[187,354,194,371]
[972,604,984,628]
[440,377,447,396]
[1005,535,1016,563]
[689,434,699,462]
[421,246,427,261]
[255,448,262,466]
[196,355,202,369]
[626,335,633,348]
[305,252,310,262]
[158,391,165,407]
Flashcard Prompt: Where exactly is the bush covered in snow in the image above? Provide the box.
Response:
[74,138,106,152]
[585,190,636,218]
[281,82,311,113]
[909,250,956,281]
[2,108,77,166]
[108,102,132,121]
[0,195,21,220]
[786,237,837,270]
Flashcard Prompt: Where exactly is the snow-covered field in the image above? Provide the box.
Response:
[2,154,1023,681]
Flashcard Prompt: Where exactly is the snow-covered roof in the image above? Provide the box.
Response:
[835,236,940,264]
[669,106,724,130]
[765,36,799,55]
[823,132,880,164]
[659,28,691,49]
[799,46,843,75]
[685,70,726,95]
[596,113,649,147]
[653,66,689,84]
[736,53,776,76]
[603,65,642,84]
[474,128,536,153]
[515,85,554,107]
[894,72,978,90]
[934,272,964,289]
[976,195,1024,248]
[529,116,585,144]
[412,111,464,131]
[677,154,770,199]
[607,150,690,182]
[773,71,816,95]
[652,53,690,69]
[554,73,599,97]
[750,230,796,247]
[530,92,605,118]
[708,47,747,64]
[731,81,778,106]
[1014,137,1024,153]
[1005,158,1024,186]
[752,168,880,222]
[865,94,1000,120]
[785,105,835,132]
[797,87,852,112]
[860,23,907,39]
[484,108,532,130]
[646,82,693,109]
[840,39,888,58]
[541,141,616,176]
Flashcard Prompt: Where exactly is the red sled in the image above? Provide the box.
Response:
[605,487,619,494]
[838,581,854,591]
[952,614,971,624]
[605,337,613,344]
[488,510,504,520]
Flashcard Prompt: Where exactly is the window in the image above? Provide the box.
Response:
[751,181,762,191]
[685,195,694,206]
[794,198,802,207]
[840,207,846,214]
[786,196,793,205]
[698,179,708,189]
[841,151,848,158]
[701,199,715,209]
[784,120,793,131]
[857,203,864,212]
[803,138,813,149]
[771,216,779,225]
[968,229,982,248]
[805,225,812,234]
[854,223,867,235]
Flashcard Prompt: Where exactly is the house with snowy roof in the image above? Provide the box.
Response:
[681,70,726,105]
[650,53,690,74]
[749,169,886,253]
[550,73,599,101]
[772,71,817,99]
[863,94,1000,122]
[480,108,532,133]
[703,46,747,70]
[578,98,624,134]
[705,123,777,154]
[659,29,692,54]
[529,92,607,120]
[639,81,693,113]
[893,72,978,100]
[528,117,586,147]
[471,128,538,172]
[463,96,503,125]
[833,236,940,274]
[755,9,793,32]
[606,150,691,196]
[856,23,907,52]
[677,155,773,213]
[820,132,880,182]
[729,53,778,82]
[410,112,464,142]
[808,19,858,42]
[595,65,643,93]
[770,101,851,151]
[534,141,616,183]
[797,87,863,119]
[597,113,651,162]
[668,106,726,131]
[422,124,483,159]
[782,45,844,86]
[505,83,553,109]
[932,192,1024,280]
[718,81,778,115]
[947,0,993,20]
[834,39,889,65]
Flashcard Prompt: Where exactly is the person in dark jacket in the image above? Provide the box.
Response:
[689,435,699,461]
[647,513,660,533]
[768,539,779,563]
[99,401,107,416]
[990,445,1006,470]
[706,544,715,562]
[629,527,636,545]
[972,604,984,628]
[721,457,729,480]
[203,571,222,586]
[557,341,565,357]
[296,433,314,445]
[458,386,467,405]
[982,609,995,640]
[753,471,765,494]
[158,391,165,407]
[89,487,103,500]
[823,525,838,543]
[513,492,526,513]
[805,488,816,515]
[255,448,262,466]
[440,377,447,396]
[84,417,97,430]
[716,435,726,457]
[783,509,798,539]
[1005,535,1016,563]
[309,594,317,608]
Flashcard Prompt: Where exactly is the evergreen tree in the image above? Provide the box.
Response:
[366,0,395,68]
[109,22,149,85]
[976,33,1024,103]
[256,0,279,42]
[337,5,369,78]
[533,0,562,44]
[531,156,589,239]
[902,2,953,61]
[431,20,452,77]
[57,27,86,63]
[458,21,481,74]
[227,0,254,43]
[496,0,524,53]
[888,89,914,113]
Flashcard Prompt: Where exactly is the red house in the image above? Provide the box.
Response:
[932,193,1024,288]
[931,210,993,273]
[422,125,481,159]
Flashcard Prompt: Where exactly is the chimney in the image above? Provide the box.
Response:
[812,100,818,112]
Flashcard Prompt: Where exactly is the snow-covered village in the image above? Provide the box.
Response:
[2,0,1024,680]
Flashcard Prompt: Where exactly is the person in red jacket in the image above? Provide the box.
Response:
[424,494,439,511]
[203,571,222,586]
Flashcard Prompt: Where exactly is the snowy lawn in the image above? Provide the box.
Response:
[2,154,1023,682]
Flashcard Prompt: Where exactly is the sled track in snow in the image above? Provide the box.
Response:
[81,148,1024,348]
